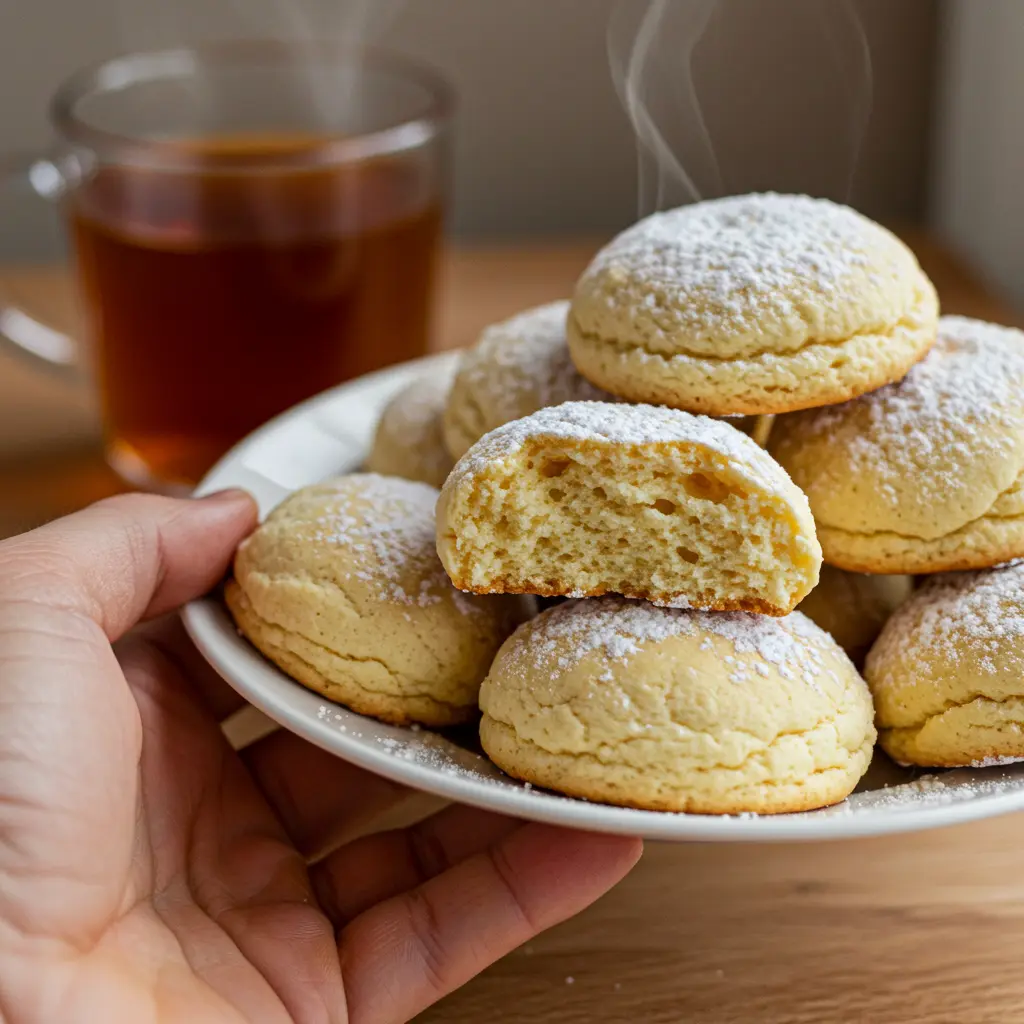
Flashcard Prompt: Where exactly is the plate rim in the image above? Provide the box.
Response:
[182,356,1024,843]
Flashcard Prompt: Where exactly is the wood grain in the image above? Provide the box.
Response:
[2,235,1024,1024]
[422,816,1024,1024]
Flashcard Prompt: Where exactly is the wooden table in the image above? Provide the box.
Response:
[3,236,1024,1024]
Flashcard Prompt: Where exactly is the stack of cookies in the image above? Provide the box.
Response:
[229,192,1024,816]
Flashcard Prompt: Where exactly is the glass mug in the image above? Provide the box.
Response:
[0,42,451,491]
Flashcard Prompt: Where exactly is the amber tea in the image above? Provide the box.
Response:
[70,135,443,487]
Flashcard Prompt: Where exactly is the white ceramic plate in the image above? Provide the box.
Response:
[183,354,1024,842]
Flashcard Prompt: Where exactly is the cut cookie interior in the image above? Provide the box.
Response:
[436,401,821,614]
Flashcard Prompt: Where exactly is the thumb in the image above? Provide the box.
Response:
[0,490,257,640]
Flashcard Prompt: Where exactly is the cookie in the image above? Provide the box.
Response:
[366,365,455,488]
[797,566,913,667]
[865,562,1024,767]
[480,597,876,814]
[436,401,820,614]
[770,317,1024,574]
[226,474,533,727]
[442,301,610,460]
[567,193,938,415]
[443,301,772,458]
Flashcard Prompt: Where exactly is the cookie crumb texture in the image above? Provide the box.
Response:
[480,598,876,813]
[437,402,820,615]
[227,474,533,727]
[866,561,1024,767]
[567,193,938,415]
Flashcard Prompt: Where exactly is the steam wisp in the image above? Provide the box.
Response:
[609,0,873,216]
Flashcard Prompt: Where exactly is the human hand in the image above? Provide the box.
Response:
[0,492,641,1023]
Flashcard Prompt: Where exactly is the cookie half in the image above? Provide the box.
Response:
[480,597,876,814]
[568,193,938,415]
[436,401,820,614]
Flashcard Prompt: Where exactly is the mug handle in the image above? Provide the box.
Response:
[0,154,78,373]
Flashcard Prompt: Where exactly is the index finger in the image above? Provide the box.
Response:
[0,489,257,641]
[339,825,643,1024]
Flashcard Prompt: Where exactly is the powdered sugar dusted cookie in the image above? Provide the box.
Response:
[436,401,820,614]
[227,474,533,726]
[568,193,938,415]
[480,597,876,813]
[444,301,772,458]
[443,302,610,459]
[367,365,455,488]
[866,561,1024,767]
[771,317,1024,573]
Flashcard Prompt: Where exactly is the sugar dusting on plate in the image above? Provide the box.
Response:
[840,767,1024,813]
[315,703,1024,819]
[316,704,547,790]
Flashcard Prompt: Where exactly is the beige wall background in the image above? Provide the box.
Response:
[932,0,1024,311]
[0,0,937,256]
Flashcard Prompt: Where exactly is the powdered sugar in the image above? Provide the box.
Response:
[786,316,1024,519]
[814,316,1024,439]
[700,610,834,689]
[295,474,481,612]
[503,595,837,687]
[577,193,910,340]
[311,704,1024,822]
[454,301,608,420]
[840,769,1024,812]
[871,560,1024,679]
[316,705,501,781]
[372,734,495,779]
[518,598,685,676]
[449,400,787,497]
[971,755,1024,768]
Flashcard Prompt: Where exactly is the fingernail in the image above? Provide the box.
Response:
[198,487,255,505]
